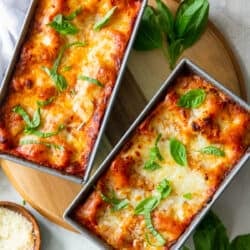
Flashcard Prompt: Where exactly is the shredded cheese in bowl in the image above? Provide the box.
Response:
[0,207,35,250]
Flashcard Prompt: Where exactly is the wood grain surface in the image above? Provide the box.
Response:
[0,0,245,231]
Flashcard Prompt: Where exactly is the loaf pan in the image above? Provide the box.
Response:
[63,59,250,248]
[0,0,147,184]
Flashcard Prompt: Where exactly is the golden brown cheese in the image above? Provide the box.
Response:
[74,75,250,249]
[0,0,142,176]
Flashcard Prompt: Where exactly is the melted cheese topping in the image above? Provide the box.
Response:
[0,0,142,177]
[74,75,250,249]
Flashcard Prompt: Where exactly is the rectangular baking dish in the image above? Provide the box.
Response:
[64,59,250,249]
[0,0,147,184]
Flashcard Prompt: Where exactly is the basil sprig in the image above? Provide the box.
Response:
[48,8,82,35]
[135,179,172,246]
[200,146,225,157]
[178,89,206,108]
[144,134,163,171]
[78,75,104,88]
[134,0,209,69]
[101,191,129,211]
[183,210,250,250]
[42,42,86,91]
[94,6,117,31]
[13,106,41,130]
[20,139,63,150]
[170,138,187,166]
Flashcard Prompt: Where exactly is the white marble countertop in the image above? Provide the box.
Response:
[0,0,250,249]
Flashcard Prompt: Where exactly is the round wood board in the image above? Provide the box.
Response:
[0,0,246,231]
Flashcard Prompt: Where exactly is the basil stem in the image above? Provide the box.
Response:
[94,6,117,31]
[78,75,104,87]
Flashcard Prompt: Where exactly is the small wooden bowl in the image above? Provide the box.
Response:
[0,201,41,250]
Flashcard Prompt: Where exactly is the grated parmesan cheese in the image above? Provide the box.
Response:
[0,207,35,250]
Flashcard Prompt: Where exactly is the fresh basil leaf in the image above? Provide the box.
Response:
[49,14,79,35]
[178,89,206,108]
[101,192,129,211]
[144,212,166,246]
[144,134,163,171]
[133,6,163,51]
[37,97,55,107]
[42,67,67,92]
[193,211,230,250]
[230,234,250,250]
[48,8,82,35]
[65,7,82,21]
[78,75,104,87]
[183,193,192,200]
[175,0,205,38]
[170,138,187,166]
[155,0,175,41]
[25,124,65,138]
[168,39,184,69]
[181,0,209,48]
[52,73,68,92]
[20,139,63,150]
[153,133,163,160]
[182,247,191,250]
[135,197,160,215]
[157,179,172,200]
[94,6,117,31]
[200,146,225,157]
[144,160,161,171]
[13,106,41,129]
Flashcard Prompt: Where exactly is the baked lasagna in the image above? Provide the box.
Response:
[0,0,142,177]
[74,75,250,249]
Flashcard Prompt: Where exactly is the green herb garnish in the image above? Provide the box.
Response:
[48,8,82,35]
[100,191,129,211]
[20,139,64,150]
[200,146,225,157]
[25,124,65,138]
[133,6,162,51]
[144,212,166,246]
[134,0,209,69]
[37,97,55,107]
[78,75,104,87]
[183,210,250,250]
[22,200,26,206]
[134,179,171,246]
[170,138,187,166]
[178,89,206,108]
[42,42,86,91]
[94,6,117,31]
[157,179,172,200]
[183,193,193,200]
[144,134,163,171]
[13,105,41,130]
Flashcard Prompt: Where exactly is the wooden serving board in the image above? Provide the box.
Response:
[0,0,246,231]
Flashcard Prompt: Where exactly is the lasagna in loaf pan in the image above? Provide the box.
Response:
[0,0,146,182]
[64,60,250,249]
